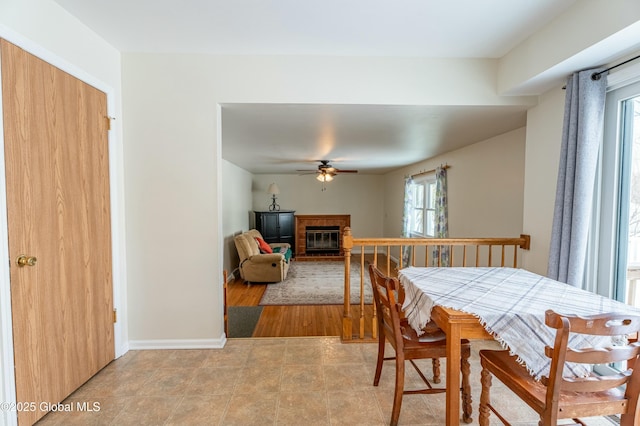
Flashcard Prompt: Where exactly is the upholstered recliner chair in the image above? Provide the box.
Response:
[234,229,291,283]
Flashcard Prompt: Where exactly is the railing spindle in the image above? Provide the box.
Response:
[360,248,365,339]
[411,244,416,266]
[386,245,391,275]
[342,227,353,340]
[424,245,429,267]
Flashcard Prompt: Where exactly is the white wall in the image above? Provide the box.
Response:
[91,1,640,352]
[498,1,640,95]
[383,128,526,241]
[222,160,253,277]
[0,0,121,86]
[522,86,568,275]
[122,53,536,345]
[251,173,385,236]
[122,56,220,346]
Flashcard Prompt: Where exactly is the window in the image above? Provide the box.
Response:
[592,78,640,378]
[592,79,640,306]
[618,95,640,307]
[410,176,436,237]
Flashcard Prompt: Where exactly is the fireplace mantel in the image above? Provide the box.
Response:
[295,214,351,260]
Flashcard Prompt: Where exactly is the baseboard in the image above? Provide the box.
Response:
[116,341,130,358]
[128,335,227,350]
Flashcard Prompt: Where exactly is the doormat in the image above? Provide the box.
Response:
[259,261,373,305]
[227,306,264,338]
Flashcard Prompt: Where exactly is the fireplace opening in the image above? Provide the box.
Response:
[305,226,340,254]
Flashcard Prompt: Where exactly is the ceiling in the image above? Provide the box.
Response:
[54,0,581,174]
[221,104,529,174]
[53,0,577,58]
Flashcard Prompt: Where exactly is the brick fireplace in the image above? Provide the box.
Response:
[295,214,350,260]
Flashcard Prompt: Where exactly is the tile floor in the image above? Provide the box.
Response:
[36,337,618,425]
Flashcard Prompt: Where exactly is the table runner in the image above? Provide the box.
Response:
[398,267,640,380]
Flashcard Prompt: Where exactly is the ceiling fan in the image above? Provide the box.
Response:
[297,160,358,181]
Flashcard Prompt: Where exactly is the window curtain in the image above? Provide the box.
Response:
[548,68,607,287]
[402,176,414,237]
[402,176,414,266]
[433,166,450,266]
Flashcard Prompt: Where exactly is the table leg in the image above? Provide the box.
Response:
[445,323,462,426]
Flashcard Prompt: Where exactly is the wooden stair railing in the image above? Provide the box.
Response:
[341,227,531,341]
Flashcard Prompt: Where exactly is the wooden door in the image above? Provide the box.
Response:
[1,39,114,425]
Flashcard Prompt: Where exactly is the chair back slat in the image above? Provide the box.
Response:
[369,264,404,350]
[545,311,640,336]
[565,345,640,365]
[543,310,640,402]
[545,344,640,365]
[561,372,632,393]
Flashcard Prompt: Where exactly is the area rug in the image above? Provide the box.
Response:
[259,261,373,305]
[227,306,264,337]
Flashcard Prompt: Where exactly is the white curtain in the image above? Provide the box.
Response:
[548,68,607,287]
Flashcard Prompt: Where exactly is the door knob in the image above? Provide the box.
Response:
[16,255,37,267]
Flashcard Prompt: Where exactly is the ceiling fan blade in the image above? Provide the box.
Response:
[296,161,360,175]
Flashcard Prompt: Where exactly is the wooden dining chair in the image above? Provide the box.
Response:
[479,309,640,426]
[368,264,472,426]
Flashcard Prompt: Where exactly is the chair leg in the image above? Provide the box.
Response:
[479,366,492,426]
[540,410,559,426]
[432,358,441,383]
[461,351,472,424]
[391,354,405,426]
[374,335,385,386]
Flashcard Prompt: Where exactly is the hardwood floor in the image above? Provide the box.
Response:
[226,272,375,339]
[226,277,266,306]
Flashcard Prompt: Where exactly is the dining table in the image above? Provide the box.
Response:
[397,266,640,426]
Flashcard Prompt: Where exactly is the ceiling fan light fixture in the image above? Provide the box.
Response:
[316,172,334,182]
